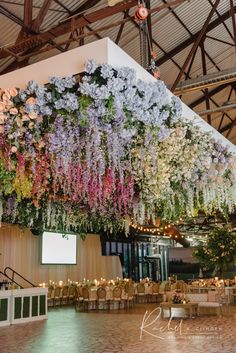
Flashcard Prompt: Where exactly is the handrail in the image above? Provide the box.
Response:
[0,270,23,289]
[4,267,36,288]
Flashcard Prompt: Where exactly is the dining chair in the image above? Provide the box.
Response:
[110,286,123,310]
[74,287,84,312]
[47,286,54,308]
[136,283,146,303]
[150,282,160,303]
[123,285,135,309]
[82,286,96,311]
[96,286,109,310]
[53,286,62,307]
[68,286,76,304]
[61,285,69,305]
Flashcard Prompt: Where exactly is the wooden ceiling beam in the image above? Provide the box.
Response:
[207,0,234,42]
[205,35,235,47]
[0,1,137,60]
[53,0,71,13]
[200,41,211,124]
[171,0,221,92]
[156,5,236,67]
[0,0,187,62]
[16,0,33,43]
[0,4,31,30]
[189,83,232,108]
[31,0,53,32]
[230,0,236,48]
[218,87,234,131]
[128,12,229,121]
[160,0,222,85]
[24,0,33,28]
[115,10,129,44]
[225,118,236,139]
[0,0,102,74]
[146,0,153,63]
[75,0,102,13]
[128,11,229,119]
[220,86,236,133]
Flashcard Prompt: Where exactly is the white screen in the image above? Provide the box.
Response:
[42,232,77,264]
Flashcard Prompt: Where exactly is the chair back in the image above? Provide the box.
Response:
[78,286,83,297]
[82,286,90,300]
[137,283,145,294]
[69,286,76,296]
[113,286,122,299]
[97,287,106,300]
[152,282,160,294]
[62,286,69,296]
[124,282,130,293]
[128,285,135,298]
[159,282,166,293]
[165,282,171,291]
[48,286,53,298]
[54,286,61,297]
[74,287,79,300]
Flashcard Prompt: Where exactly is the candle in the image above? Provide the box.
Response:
[58,280,63,287]
[42,283,46,288]
[214,277,218,281]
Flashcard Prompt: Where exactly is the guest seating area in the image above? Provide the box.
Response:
[44,277,236,316]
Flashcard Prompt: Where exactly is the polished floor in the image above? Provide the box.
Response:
[1,304,236,353]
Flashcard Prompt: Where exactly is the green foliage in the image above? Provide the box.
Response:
[193,226,236,274]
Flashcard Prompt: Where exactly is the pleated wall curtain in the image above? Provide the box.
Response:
[0,224,122,286]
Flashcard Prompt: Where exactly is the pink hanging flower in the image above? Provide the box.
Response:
[9,107,18,115]
[11,146,18,153]
[22,114,30,122]
[8,88,18,97]
[0,102,7,112]
[0,114,5,124]
[29,112,38,120]
[26,97,36,105]
[2,91,11,101]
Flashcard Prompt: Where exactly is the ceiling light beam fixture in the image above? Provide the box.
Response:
[173,67,236,95]
[197,103,236,116]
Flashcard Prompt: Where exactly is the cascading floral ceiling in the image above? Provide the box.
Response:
[0,60,235,236]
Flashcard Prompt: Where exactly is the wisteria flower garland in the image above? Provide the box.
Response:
[132,121,236,223]
[0,60,235,235]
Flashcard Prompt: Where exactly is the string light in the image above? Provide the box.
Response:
[130,218,187,242]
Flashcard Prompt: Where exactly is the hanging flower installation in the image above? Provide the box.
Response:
[0,60,235,236]
[133,121,236,223]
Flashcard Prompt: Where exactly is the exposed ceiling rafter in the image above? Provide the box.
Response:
[171,0,221,92]
[189,83,233,109]
[0,0,188,63]
[0,0,137,61]
[156,5,236,67]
